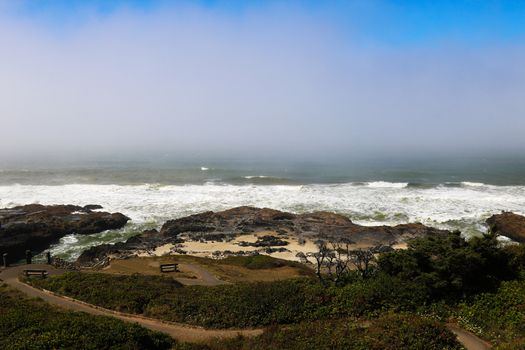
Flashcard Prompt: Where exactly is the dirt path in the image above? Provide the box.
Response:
[0,264,261,343]
[176,263,227,286]
[447,323,492,350]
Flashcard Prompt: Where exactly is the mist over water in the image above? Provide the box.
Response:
[1,1,524,263]
[1,157,524,261]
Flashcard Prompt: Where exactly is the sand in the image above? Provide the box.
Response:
[136,231,320,262]
[135,230,403,263]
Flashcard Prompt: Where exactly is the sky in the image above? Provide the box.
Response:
[0,0,524,162]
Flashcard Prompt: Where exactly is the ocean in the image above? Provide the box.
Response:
[1,156,524,261]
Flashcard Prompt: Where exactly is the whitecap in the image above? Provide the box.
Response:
[2,182,525,259]
[365,181,408,188]
[461,181,487,187]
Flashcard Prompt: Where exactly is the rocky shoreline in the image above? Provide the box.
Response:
[77,206,451,265]
[2,204,523,267]
[486,211,525,243]
[0,204,129,262]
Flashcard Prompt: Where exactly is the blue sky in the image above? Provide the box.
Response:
[8,0,525,45]
[0,1,524,159]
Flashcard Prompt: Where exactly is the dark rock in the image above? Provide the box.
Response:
[83,204,104,211]
[238,235,289,247]
[264,247,289,254]
[0,204,129,261]
[371,245,394,253]
[77,243,117,264]
[192,232,230,242]
[77,206,450,265]
[486,212,525,243]
[160,211,216,236]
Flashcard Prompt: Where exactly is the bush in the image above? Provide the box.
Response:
[377,232,516,302]
[220,255,306,270]
[0,283,173,350]
[503,244,525,278]
[458,280,525,347]
[173,314,462,350]
[33,273,328,328]
[31,272,183,313]
[332,273,430,317]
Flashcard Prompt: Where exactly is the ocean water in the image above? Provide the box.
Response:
[1,157,524,260]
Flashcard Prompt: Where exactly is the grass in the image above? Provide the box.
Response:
[100,254,314,283]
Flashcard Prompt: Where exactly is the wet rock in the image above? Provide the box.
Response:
[0,204,129,261]
[264,247,289,254]
[77,206,450,264]
[83,204,104,211]
[238,235,289,247]
[486,211,525,243]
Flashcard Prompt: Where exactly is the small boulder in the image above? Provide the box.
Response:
[486,212,525,243]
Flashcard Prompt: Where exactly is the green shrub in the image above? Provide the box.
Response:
[34,273,328,328]
[332,273,430,317]
[220,255,307,270]
[0,284,173,350]
[32,272,183,313]
[172,314,461,350]
[458,280,525,346]
[378,232,516,302]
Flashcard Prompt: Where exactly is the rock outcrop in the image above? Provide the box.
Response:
[486,212,525,243]
[78,206,449,264]
[0,204,130,262]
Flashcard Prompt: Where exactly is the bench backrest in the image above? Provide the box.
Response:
[159,263,178,272]
[24,269,48,275]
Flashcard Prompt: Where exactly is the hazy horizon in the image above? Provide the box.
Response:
[1,0,525,162]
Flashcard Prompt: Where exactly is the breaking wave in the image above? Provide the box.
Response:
[1,181,524,260]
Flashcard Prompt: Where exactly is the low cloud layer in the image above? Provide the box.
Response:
[1,2,524,161]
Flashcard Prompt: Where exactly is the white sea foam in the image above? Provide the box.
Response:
[365,181,409,188]
[461,181,488,187]
[1,182,524,259]
[244,175,269,179]
[200,167,209,171]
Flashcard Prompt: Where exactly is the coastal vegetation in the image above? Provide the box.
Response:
[458,280,525,348]
[31,272,317,327]
[218,254,307,270]
[30,232,525,348]
[0,283,173,350]
[173,314,463,350]
[1,278,463,350]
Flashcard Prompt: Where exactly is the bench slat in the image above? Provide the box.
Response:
[23,269,48,277]
[159,263,178,272]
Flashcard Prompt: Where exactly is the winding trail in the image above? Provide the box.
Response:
[0,264,261,343]
[0,264,492,349]
[447,323,492,350]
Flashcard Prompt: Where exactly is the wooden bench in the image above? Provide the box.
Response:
[159,264,179,273]
[23,269,48,278]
